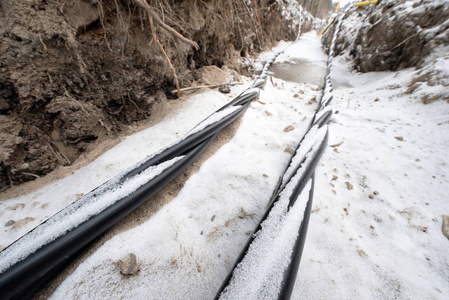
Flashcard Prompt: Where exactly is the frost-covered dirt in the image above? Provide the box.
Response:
[294,53,449,299]
[2,26,449,299]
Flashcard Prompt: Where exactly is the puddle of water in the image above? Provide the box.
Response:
[332,77,354,89]
[269,59,327,87]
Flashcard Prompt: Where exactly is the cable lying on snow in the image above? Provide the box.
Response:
[215,9,346,300]
[0,17,288,300]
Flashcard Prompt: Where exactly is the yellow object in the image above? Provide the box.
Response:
[317,21,333,37]
[317,1,340,37]
[332,1,340,14]
[355,0,378,7]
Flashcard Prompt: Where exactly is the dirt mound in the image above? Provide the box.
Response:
[322,0,449,72]
[0,0,309,192]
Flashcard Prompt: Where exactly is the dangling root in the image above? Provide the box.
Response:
[147,13,181,97]
[133,0,199,50]
[136,0,197,98]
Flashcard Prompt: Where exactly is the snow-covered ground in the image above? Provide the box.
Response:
[1,28,449,299]
[294,53,449,299]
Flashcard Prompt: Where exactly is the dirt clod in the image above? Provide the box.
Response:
[284,146,295,155]
[118,253,140,276]
[284,125,295,132]
[442,215,449,240]
[11,217,35,230]
[218,85,231,94]
[345,182,353,190]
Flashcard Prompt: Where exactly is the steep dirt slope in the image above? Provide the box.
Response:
[0,0,313,192]
[321,0,449,103]
[323,0,449,72]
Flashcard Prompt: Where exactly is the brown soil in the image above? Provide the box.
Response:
[0,0,301,192]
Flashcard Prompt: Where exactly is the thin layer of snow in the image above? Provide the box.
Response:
[49,33,321,299]
[189,105,243,135]
[0,85,249,250]
[281,124,327,189]
[219,181,312,300]
[293,48,449,300]
[0,156,184,273]
[1,18,448,299]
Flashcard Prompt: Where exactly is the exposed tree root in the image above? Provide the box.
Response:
[170,82,243,95]
[135,0,200,97]
[147,12,181,97]
[133,0,199,50]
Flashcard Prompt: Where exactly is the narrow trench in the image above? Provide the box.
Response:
[34,111,247,299]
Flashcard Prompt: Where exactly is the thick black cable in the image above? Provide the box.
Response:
[277,172,315,299]
[0,134,217,300]
[215,9,346,300]
[0,66,261,300]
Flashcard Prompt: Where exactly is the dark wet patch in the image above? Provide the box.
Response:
[269,59,326,87]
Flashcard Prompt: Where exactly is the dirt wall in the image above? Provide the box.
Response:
[322,0,449,72]
[0,0,308,192]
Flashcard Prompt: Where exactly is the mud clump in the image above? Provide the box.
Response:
[0,0,306,191]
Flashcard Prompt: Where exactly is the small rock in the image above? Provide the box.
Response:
[211,215,216,222]
[357,249,368,257]
[369,194,374,199]
[373,191,379,195]
[219,85,231,93]
[395,136,404,141]
[293,94,299,98]
[345,182,353,190]
[118,253,141,276]
[331,175,338,181]
[263,174,269,178]
[442,215,449,240]
[5,220,16,227]
[284,146,295,154]
[284,125,295,132]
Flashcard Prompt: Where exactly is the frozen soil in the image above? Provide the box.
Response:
[0,0,307,192]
